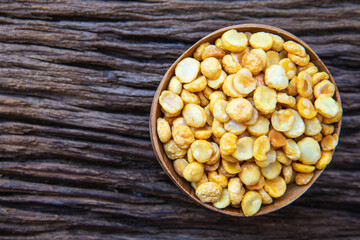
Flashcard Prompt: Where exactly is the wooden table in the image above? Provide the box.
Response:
[0,1,359,239]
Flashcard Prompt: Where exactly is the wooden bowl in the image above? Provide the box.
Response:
[150,24,342,216]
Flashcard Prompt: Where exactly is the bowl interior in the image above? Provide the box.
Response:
[150,24,342,216]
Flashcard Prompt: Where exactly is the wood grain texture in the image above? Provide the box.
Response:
[0,0,358,239]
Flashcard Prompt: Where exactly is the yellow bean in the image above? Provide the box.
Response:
[196,182,223,203]
[264,176,287,198]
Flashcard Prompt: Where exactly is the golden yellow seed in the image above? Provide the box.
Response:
[175,57,200,83]
[276,149,292,166]
[192,125,213,140]
[193,42,210,61]
[220,132,238,155]
[321,123,334,136]
[222,160,242,174]
[190,140,213,163]
[187,147,195,163]
[287,76,298,96]
[191,172,208,190]
[228,177,245,205]
[173,158,189,177]
[222,74,245,98]
[183,162,204,182]
[181,89,200,105]
[322,101,342,124]
[203,86,214,100]
[304,117,322,136]
[233,68,257,95]
[215,38,224,49]
[226,97,253,122]
[295,172,314,185]
[230,47,250,64]
[159,90,184,115]
[248,116,270,137]
[183,104,207,128]
[196,182,222,203]
[221,29,248,52]
[269,129,287,148]
[314,94,340,118]
[212,118,226,138]
[279,58,297,79]
[202,44,226,60]
[197,91,210,107]
[313,133,323,142]
[209,91,227,112]
[246,176,265,191]
[208,70,227,89]
[312,72,329,86]
[288,53,310,66]
[222,54,242,75]
[277,93,296,108]
[157,118,172,143]
[321,134,338,151]
[264,176,287,198]
[204,105,214,126]
[283,139,301,161]
[298,137,321,165]
[254,86,277,115]
[168,76,183,95]
[231,137,254,161]
[218,163,236,178]
[284,109,305,138]
[292,162,315,173]
[242,50,265,75]
[258,188,273,205]
[213,99,230,123]
[265,51,280,70]
[183,75,207,92]
[314,80,335,98]
[244,107,259,126]
[207,142,220,165]
[261,161,282,180]
[270,34,284,52]
[163,140,187,160]
[249,32,273,50]
[239,162,262,186]
[297,71,313,98]
[302,65,318,77]
[271,109,296,132]
[172,125,195,149]
[208,171,228,188]
[297,62,315,73]
[283,40,306,57]
[224,119,247,135]
[213,188,231,209]
[282,165,294,184]
[200,57,222,80]
[297,97,318,119]
[265,64,289,90]
[241,191,262,216]
[315,151,333,169]
[172,117,189,129]
[253,135,271,161]
[204,159,220,172]
[254,73,265,87]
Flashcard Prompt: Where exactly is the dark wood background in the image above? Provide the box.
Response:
[0,0,359,239]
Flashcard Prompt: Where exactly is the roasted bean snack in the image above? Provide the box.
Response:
[157,29,341,216]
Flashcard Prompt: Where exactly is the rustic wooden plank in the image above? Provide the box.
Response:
[0,0,358,239]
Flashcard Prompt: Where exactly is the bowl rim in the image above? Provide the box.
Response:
[149,23,342,217]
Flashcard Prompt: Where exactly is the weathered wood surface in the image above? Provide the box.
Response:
[0,0,359,239]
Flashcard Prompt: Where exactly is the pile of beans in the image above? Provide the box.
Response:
[157,29,342,216]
